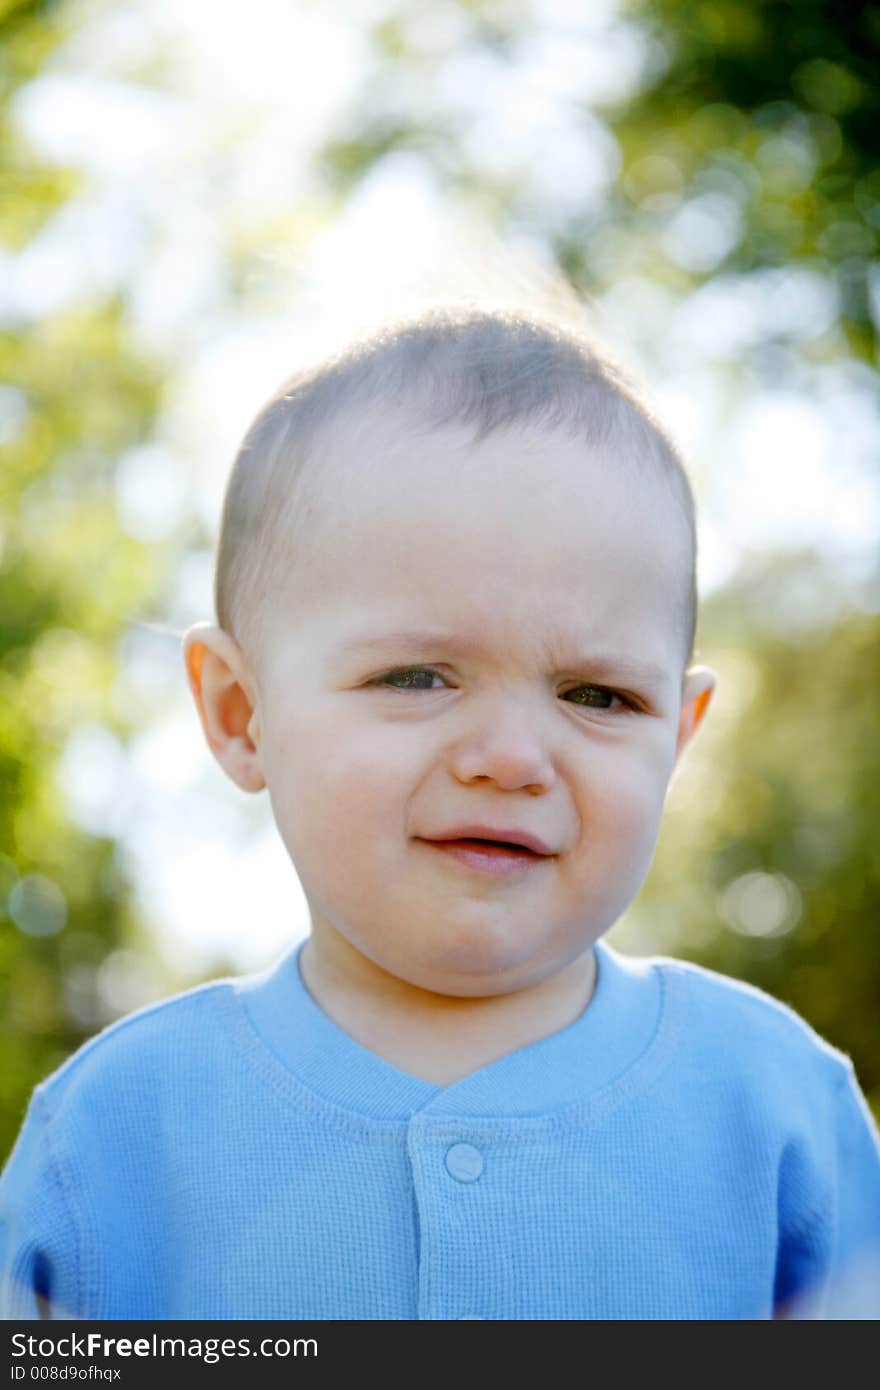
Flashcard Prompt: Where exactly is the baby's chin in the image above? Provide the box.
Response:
[382,938,582,1001]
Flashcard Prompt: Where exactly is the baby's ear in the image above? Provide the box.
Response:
[182,623,266,793]
[672,665,716,770]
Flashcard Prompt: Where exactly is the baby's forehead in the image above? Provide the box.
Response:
[267,417,691,662]
[316,448,683,616]
[304,406,673,528]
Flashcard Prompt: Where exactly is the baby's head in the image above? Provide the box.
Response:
[185,306,715,997]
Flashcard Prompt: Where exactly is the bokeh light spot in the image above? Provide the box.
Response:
[9,873,68,938]
[718,871,802,938]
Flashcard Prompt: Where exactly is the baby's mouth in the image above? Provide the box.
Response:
[420,824,556,857]
[418,836,553,878]
[441,837,539,857]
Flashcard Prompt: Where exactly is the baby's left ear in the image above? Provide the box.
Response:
[673,665,717,765]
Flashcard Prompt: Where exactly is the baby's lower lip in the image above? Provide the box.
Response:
[420,838,550,879]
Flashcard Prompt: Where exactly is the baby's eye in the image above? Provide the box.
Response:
[562,685,630,712]
[376,666,447,691]
[373,670,631,710]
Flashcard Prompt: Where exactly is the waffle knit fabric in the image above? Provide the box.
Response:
[3,937,880,1320]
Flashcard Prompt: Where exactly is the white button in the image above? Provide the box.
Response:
[445,1142,484,1182]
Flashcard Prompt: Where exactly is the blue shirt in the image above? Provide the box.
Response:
[2,939,880,1320]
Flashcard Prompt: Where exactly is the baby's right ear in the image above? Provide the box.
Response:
[182,623,266,793]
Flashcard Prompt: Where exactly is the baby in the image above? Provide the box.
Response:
[2,305,879,1320]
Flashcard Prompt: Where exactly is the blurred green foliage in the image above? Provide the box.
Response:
[1,0,165,1159]
[609,0,880,358]
[321,0,878,359]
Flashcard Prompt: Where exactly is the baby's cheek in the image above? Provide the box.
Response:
[589,738,666,812]
[585,749,670,870]
[275,737,401,860]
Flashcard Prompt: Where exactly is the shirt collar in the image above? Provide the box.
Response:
[237,936,663,1121]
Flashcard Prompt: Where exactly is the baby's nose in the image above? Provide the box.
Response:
[448,698,556,794]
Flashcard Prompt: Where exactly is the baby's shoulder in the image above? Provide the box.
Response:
[647,950,854,1094]
[34,973,245,1123]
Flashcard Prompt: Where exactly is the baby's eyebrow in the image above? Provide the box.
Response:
[338,629,670,691]
[340,629,482,658]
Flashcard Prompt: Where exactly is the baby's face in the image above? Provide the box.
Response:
[249,416,712,997]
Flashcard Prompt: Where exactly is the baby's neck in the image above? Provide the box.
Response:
[298,933,597,1087]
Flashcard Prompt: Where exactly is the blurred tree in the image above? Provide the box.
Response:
[0,0,165,1160]
[609,0,879,359]
[315,0,878,363]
